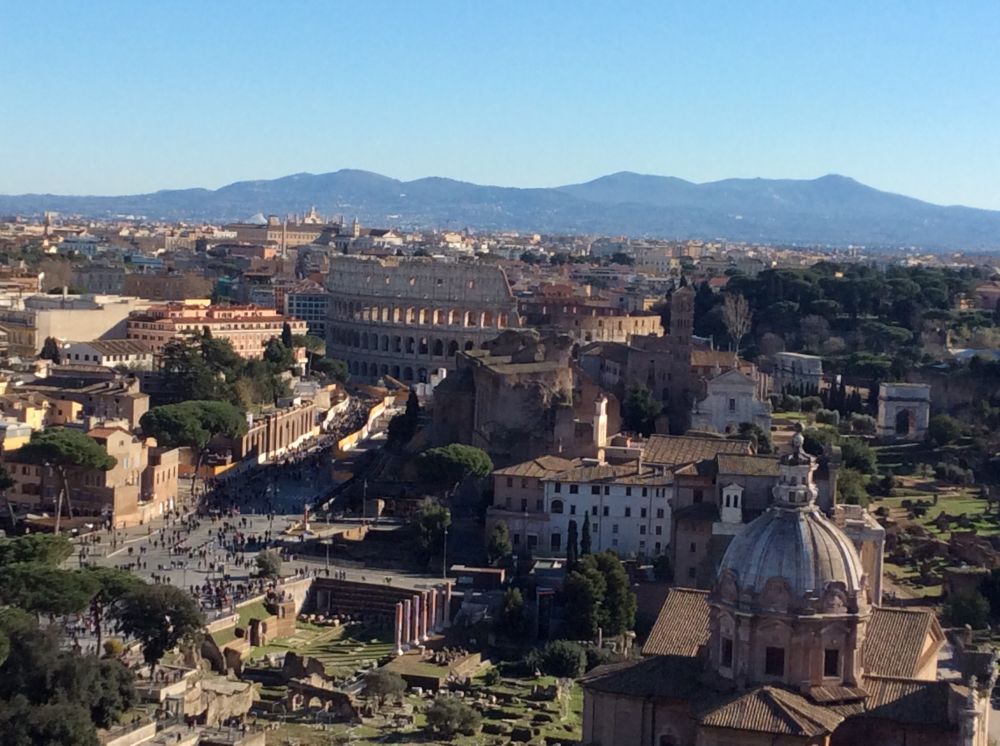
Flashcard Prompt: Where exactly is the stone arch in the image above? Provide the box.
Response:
[392,307,402,323]
[448,309,460,325]
[369,332,378,349]
[464,340,474,351]
[361,334,369,349]
[379,364,388,376]
[381,335,389,352]
[418,368,428,383]
[406,307,416,323]
[419,308,429,324]
[483,310,495,327]
[392,336,402,353]
[405,336,415,354]
[419,337,428,355]
[391,365,400,380]
[464,310,474,327]
[895,409,913,436]
[447,340,459,357]
[550,499,564,514]
[380,307,390,322]
[433,309,445,325]
[433,339,444,356]
[403,367,414,381]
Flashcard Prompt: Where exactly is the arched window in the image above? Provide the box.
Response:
[403,367,414,381]
[418,368,428,383]
[464,340,474,351]
[447,340,459,357]
[381,335,389,352]
[419,337,428,355]
[550,499,564,514]
[406,337,415,354]
[433,339,444,356]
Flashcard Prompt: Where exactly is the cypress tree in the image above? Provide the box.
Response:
[566,520,579,570]
[580,513,592,556]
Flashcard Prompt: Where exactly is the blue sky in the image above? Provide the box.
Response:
[2,1,999,209]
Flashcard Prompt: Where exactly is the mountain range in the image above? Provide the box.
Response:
[3,169,1000,250]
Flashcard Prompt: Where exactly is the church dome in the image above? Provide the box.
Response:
[717,503,866,609]
[714,427,866,612]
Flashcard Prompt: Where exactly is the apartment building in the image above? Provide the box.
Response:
[126,302,307,358]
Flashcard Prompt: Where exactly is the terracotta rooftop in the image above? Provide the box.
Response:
[492,455,580,479]
[642,588,710,656]
[551,462,670,486]
[864,607,941,679]
[642,434,750,468]
[698,686,844,737]
[831,676,963,727]
[716,453,780,477]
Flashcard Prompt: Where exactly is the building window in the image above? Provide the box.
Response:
[824,648,840,677]
[625,487,632,497]
[603,506,609,517]
[642,487,648,497]
[693,489,703,503]
[612,524,619,534]
[729,397,736,412]
[765,647,785,677]
[690,542,696,553]
[641,507,647,518]
[656,508,664,519]
[591,486,601,495]
[551,499,564,514]
[554,482,562,493]
[570,504,576,515]
[550,532,561,551]
[639,525,646,535]
[520,499,527,512]
[512,533,521,546]
[655,525,662,535]
[721,637,734,668]
[506,477,513,488]
[535,499,543,511]
[624,507,631,517]
[687,567,696,579]
[569,484,579,495]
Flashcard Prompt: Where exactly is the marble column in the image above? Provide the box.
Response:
[421,591,430,641]
[393,602,403,656]
[414,594,424,643]
[429,587,439,633]
[402,599,412,649]
[443,582,452,628]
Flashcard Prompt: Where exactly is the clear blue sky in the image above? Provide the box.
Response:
[2,1,999,209]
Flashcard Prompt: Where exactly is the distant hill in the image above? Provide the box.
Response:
[3,169,1000,249]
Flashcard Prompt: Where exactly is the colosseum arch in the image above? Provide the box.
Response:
[447,309,459,325]
[405,337,415,354]
[391,365,400,379]
[464,340,474,351]
[419,337,428,355]
[392,307,402,323]
[433,309,445,325]
[483,310,495,327]
[448,340,459,356]
[418,368,428,383]
[380,335,389,352]
[419,308,429,324]
[403,367,414,381]
[393,336,402,353]
[433,339,444,356]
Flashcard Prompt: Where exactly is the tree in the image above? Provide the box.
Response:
[580,512,592,555]
[722,292,753,352]
[417,444,493,485]
[498,587,531,639]
[622,384,661,436]
[39,336,61,364]
[486,523,512,565]
[410,499,451,558]
[840,438,878,474]
[312,356,349,382]
[538,640,587,677]
[946,592,990,629]
[18,429,116,534]
[0,533,73,567]
[255,550,282,579]
[387,389,421,448]
[263,337,295,370]
[281,321,293,348]
[927,414,962,447]
[566,519,579,570]
[592,552,637,636]
[361,669,406,708]
[113,585,204,676]
[0,564,98,618]
[837,468,869,506]
[561,563,606,640]
[652,553,673,582]
[425,696,481,739]
[80,567,143,651]
[140,401,247,496]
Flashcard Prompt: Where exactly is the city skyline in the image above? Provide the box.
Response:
[2,1,999,210]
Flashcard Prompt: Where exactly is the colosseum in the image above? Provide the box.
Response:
[325,255,521,383]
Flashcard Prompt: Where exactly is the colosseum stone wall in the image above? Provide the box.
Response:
[325,255,521,382]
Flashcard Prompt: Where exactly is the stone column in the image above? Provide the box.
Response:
[402,599,412,649]
[414,594,424,643]
[429,587,439,633]
[443,582,452,628]
[421,591,430,641]
[393,602,403,656]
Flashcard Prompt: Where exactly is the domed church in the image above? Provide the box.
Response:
[582,431,997,746]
